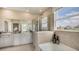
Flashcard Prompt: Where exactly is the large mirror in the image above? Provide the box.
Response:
[12,19,33,33]
[13,23,20,33]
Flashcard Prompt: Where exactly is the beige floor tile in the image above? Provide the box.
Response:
[0,44,34,51]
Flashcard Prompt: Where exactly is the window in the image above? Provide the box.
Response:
[41,17,48,31]
[55,7,79,31]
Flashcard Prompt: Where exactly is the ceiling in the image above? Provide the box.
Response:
[53,7,62,11]
[3,7,49,15]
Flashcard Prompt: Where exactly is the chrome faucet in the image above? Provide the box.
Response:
[52,33,60,44]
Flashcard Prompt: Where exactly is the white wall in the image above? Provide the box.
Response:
[56,31,79,50]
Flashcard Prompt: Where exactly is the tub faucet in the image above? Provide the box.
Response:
[52,33,60,44]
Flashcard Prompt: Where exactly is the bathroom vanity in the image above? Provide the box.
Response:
[0,18,33,48]
[0,32,32,48]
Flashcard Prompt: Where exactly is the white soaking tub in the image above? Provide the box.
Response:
[39,42,77,51]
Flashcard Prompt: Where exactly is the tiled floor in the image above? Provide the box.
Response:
[0,44,35,51]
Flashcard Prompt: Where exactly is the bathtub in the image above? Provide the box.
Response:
[39,42,77,51]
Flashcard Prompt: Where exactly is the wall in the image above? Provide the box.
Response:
[56,31,79,50]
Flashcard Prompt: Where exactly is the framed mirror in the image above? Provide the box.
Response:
[13,23,20,33]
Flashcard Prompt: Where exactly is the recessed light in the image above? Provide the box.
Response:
[40,9,42,12]
[26,9,29,12]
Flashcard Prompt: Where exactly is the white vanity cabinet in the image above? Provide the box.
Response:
[20,32,32,45]
[13,33,22,45]
[0,32,32,48]
[13,32,32,45]
[0,33,13,47]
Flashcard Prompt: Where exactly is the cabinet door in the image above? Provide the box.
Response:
[0,34,13,48]
[13,34,21,45]
[21,32,32,44]
[3,35,13,47]
[0,37,5,47]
